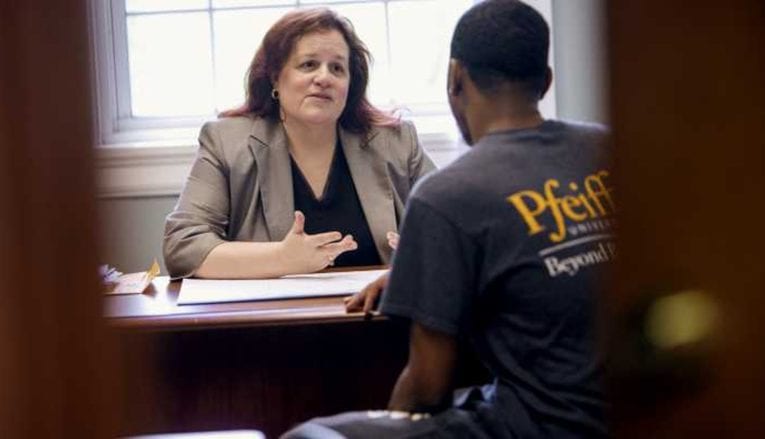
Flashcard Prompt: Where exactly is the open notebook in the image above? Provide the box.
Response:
[177,269,388,305]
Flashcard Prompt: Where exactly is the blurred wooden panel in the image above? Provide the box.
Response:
[0,0,118,437]
[116,322,409,439]
[607,1,765,437]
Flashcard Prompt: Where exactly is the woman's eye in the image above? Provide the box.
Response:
[300,60,316,69]
[332,64,346,74]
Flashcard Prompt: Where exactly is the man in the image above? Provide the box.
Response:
[284,0,612,437]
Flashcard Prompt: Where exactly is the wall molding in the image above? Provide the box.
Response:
[97,141,196,198]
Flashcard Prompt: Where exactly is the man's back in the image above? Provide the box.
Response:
[382,120,613,437]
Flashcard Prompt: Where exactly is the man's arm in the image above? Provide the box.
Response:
[388,322,458,413]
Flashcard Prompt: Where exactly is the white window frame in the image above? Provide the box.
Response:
[91,0,553,198]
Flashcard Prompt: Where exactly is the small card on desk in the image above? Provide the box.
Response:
[104,259,160,295]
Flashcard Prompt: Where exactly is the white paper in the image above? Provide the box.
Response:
[177,269,388,305]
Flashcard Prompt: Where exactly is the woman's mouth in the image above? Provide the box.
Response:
[307,93,332,101]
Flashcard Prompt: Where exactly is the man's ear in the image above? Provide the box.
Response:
[447,59,464,97]
[539,66,553,99]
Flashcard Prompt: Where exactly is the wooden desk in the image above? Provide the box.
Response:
[105,276,409,439]
[105,276,385,331]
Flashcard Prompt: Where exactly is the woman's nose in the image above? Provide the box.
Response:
[313,65,331,86]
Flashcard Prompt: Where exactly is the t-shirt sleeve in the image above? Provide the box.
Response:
[380,197,477,336]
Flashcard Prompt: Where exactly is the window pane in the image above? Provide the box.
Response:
[213,8,292,111]
[127,12,215,116]
[126,0,209,13]
[213,0,297,8]
[326,3,389,105]
[388,0,471,105]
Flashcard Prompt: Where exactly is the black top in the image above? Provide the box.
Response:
[290,142,382,267]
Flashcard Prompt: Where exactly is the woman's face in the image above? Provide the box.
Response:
[275,29,351,128]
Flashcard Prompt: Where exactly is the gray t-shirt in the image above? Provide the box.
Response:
[381,120,613,438]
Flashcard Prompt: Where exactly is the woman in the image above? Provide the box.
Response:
[163,8,435,279]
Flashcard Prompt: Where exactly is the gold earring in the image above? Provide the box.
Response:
[271,89,279,100]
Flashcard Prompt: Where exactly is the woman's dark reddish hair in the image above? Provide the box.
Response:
[221,8,398,133]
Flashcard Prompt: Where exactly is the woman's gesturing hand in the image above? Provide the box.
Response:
[280,211,357,273]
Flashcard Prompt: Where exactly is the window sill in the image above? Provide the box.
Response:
[96,140,197,198]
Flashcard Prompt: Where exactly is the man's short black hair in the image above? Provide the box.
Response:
[450,0,550,97]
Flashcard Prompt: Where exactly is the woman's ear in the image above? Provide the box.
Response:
[270,72,280,90]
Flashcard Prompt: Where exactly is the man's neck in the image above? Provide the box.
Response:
[483,111,545,134]
[467,104,544,143]
[463,81,547,144]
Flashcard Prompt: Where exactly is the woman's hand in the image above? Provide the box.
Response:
[345,271,390,314]
[281,211,357,274]
[387,231,400,250]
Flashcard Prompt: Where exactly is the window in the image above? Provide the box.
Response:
[91,0,555,196]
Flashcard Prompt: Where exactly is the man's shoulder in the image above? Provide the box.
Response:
[408,120,612,220]
[407,155,482,218]
[552,119,610,144]
[556,119,609,133]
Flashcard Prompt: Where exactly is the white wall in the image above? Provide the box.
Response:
[99,196,177,274]
[552,0,607,123]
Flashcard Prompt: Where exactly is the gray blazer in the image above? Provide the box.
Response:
[163,116,435,278]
